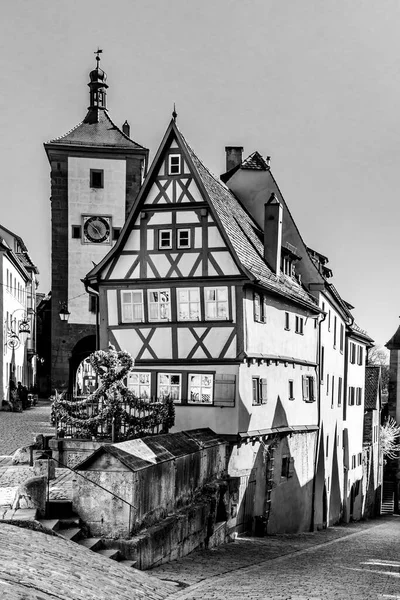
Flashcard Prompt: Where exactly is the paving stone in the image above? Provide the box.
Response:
[0,398,54,455]
[0,522,176,599]
[156,516,400,600]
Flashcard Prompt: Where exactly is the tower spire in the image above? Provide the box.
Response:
[86,48,108,119]
[172,103,177,122]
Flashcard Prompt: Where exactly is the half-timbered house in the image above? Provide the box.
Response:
[85,118,323,535]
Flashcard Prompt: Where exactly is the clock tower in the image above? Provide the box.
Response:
[44,52,148,391]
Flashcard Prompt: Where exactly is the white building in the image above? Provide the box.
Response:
[0,224,39,406]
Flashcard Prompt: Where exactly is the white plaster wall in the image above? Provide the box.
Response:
[2,255,28,399]
[244,289,317,362]
[68,156,126,324]
[237,362,318,432]
[318,292,346,515]
[345,339,367,509]
[163,363,240,435]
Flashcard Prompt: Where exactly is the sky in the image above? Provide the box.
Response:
[0,0,399,348]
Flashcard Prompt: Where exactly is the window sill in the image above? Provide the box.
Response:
[295,331,304,336]
[284,327,290,331]
[288,397,295,401]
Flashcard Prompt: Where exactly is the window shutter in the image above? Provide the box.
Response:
[309,378,315,403]
[302,375,309,401]
[214,374,236,407]
[252,378,258,405]
[260,378,268,404]
[254,293,260,321]
[262,297,267,322]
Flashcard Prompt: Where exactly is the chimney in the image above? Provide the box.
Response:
[122,120,130,137]
[264,193,283,274]
[225,146,243,172]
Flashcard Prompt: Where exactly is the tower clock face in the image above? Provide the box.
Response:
[83,216,111,244]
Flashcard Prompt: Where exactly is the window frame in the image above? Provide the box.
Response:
[204,286,229,321]
[157,372,182,404]
[288,380,295,401]
[253,292,267,323]
[348,386,355,406]
[284,311,290,331]
[90,169,104,189]
[295,315,304,335]
[340,324,344,354]
[72,225,82,239]
[177,228,191,249]
[187,373,214,405]
[120,290,144,323]
[127,371,152,400]
[252,377,268,405]
[168,154,181,175]
[356,387,362,406]
[158,229,173,250]
[177,287,201,322]
[357,346,363,366]
[302,375,316,403]
[350,342,356,364]
[148,289,171,322]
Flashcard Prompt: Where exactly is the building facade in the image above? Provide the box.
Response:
[43,54,148,392]
[85,119,329,534]
[0,225,39,407]
[82,113,374,532]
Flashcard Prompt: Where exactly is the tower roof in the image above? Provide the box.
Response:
[45,109,146,150]
[386,323,400,349]
[45,52,146,152]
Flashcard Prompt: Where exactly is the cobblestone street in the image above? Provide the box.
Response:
[151,517,400,600]
[0,398,53,455]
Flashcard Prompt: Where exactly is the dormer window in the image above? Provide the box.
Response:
[168,154,181,175]
[281,256,293,276]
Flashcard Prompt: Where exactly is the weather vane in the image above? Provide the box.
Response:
[94,48,103,65]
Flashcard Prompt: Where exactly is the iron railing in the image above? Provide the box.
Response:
[53,394,175,443]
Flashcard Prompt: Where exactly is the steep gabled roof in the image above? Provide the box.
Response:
[45,109,145,150]
[365,365,381,410]
[85,120,319,312]
[350,320,374,344]
[180,134,318,309]
[241,151,270,170]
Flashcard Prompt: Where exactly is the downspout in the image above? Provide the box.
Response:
[311,308,327,530]
[83,279,100,351]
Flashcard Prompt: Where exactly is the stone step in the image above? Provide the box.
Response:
[77,537,104,552]
[58,527,82,542]
[57,516,81,529]
[118,559,138,568]
[39,519,60,531]
[95,548,122,561]
[46,499,73,519]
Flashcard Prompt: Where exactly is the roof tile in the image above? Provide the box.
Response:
[180,134,318,309]
[46,109,145,150]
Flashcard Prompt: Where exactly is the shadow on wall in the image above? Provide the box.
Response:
[329,423,342,525]
[230,395,318,535]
